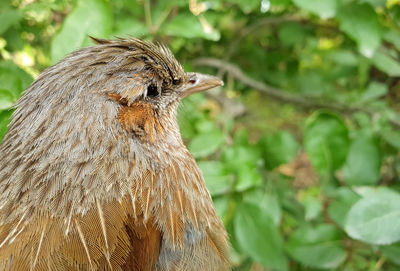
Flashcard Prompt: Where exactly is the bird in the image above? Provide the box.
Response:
[0,37,229,270]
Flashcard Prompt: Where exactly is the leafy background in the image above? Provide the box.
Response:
[1,0,400,270]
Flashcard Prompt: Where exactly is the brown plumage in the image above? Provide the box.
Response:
[0,37,229,270]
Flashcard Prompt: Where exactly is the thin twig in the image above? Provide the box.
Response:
[143,0,153,34]
[193,57,400,128]
[374,256,385,270]
[152,7,172,33]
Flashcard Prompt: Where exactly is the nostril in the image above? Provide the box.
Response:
[189,79,196,84]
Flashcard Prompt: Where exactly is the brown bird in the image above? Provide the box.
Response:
[0,37,229,270]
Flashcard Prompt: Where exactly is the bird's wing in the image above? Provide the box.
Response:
[0,192,161,271]
[0,159,228,271]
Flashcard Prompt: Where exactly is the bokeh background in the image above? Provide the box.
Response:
[1,0,400,270]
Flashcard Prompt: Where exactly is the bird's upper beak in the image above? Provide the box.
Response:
[180,72,224,98]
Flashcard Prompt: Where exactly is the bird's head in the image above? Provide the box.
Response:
[86,38,223,142]
[88,38,223,108]
[11,38,223,148]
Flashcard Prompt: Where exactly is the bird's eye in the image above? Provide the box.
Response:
[147,84,159,97]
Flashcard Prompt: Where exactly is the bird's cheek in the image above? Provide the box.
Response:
[117,102,162,142]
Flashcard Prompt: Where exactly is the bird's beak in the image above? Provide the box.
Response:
[180,72,224,99]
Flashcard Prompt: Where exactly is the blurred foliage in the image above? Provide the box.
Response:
[1,0,400,270]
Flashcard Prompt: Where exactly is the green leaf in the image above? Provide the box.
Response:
[345,188,400,245]
[342,135,381,185]
[233,130,250,146]
[222,145,262,191]
[304,111,349,173]
[361,81,388,102]
[286,224,347,269]
[243,190,282,225]
[278,23,306,47]
[337,3,382,57]
[51,0,112,64]
[0,89,15,110]
[293,0,338,19]
[381,129,400,150]
[297,187,323,221]
[297,71,330,96]
[361,0,386,8]
[270,0,292,7]
[228,0,260,13]
[384,29,400,51]
[380,243,400,265]
[177,94,206,139]
[223,145,261,169]
[213,196,230,223]
[328,187,360,228]
[353,186,400,198]
[234,202,288,270]
[324,49,359,66]
[197,161,233,196]
[371,51,400,76]
[162,13,220,41]
[195,119,218,133]
[0,109,13,142]
[0,8,22,34]
[189,131,224,157]
[260,131,299,169]
[112,18,148,37]
[302,195,322,221]
[235,164,262,191]
[0,60,33,97]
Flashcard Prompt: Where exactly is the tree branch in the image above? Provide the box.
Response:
[193,58,400,128]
